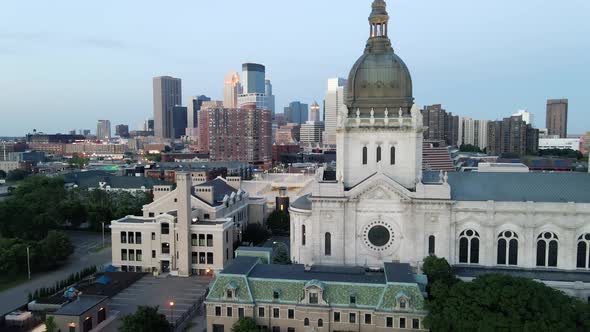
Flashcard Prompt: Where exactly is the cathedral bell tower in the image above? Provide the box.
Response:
[336,0,423,190]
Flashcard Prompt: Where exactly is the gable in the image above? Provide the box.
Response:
[347,173,413,202]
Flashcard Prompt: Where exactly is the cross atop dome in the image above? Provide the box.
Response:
[369,0,389,38]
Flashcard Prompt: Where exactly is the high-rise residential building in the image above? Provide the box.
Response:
[96,120,111,141]
[421,104,459,146]
[186,95,211,136]
[223,72,241,109]
[198,104,272,169]
[458,117,489,150]
[265,79,275,116]
[153,76,182,139]
[115,124,130,138]
[323,78,347,148]
[172,106,188,139]
[546,99,568,138]
[309,101,321,122]
[283,101,309,124]
[487,115,539,156]
[300,121,325,147]
[237,63,275,112]
[513,109,534,126]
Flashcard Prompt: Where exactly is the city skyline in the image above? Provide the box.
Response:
[0,0,589,135]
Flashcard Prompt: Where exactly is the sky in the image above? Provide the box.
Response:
[0,0,589,136]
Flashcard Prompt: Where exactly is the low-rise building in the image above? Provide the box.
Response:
[206,257,428,332]
[539,138,581,151]
[63,170,171,193]
[47,295,108,332]
[111,172,257,276]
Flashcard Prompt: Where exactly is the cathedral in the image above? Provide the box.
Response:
[290,0,590,299]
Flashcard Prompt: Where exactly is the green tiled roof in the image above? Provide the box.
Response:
[208,276,253,303]
[379,284,425,311]
[324,284,383,308]
[249,280,305,303]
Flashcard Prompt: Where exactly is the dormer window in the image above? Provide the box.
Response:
[395,292,410,309]
[350,295,357,305]
[400,299,406,309]
[273,291,280,300]
[309,292,318,304]
[226,290,233,299]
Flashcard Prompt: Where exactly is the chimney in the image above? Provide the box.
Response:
[175,172,192,277]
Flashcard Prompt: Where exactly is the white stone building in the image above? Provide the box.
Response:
[290,0,590,299]
[111,173,259,276]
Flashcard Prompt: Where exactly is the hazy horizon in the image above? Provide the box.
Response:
[1,0,589,136]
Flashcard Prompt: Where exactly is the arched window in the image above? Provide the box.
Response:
[576,234,590,269]
[302,225,306,246]
[459,229,480,264]
[428,235,435,255]
[325,233,331,256]
[390,146,396,165]
[304,318,309,326]
[536,232,558,267]
[362,146,368,165]
[497,231,519,265]
[318,319,324,327]
[376,146,382,162]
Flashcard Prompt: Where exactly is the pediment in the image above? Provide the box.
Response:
[348,173,413,202]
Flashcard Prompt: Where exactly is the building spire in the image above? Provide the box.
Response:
[369,0,389,38]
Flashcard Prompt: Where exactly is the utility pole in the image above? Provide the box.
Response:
[101,222,105,248]
[26,246,31,280]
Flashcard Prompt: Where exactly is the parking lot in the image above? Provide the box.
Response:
[103,275,211,331]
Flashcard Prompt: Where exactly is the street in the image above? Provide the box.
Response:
[0,231,112,316]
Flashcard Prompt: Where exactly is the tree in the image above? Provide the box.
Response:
[272,242,291,265]
[0,170,6,179]
[232,317,259,332]
[42,230,74,264]
[68,153,89,169]
[422,256,457,295]
[120,306,171,332]
[6,169,29,181]
[242,224,270,245]
[45,316,57,332]
[266,210,290,235]
[459,144,482,153]
[424,274,590,332]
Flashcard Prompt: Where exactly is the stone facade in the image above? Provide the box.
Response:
[111,173,255,276]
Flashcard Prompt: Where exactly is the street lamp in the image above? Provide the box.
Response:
[101,222,105,248]
[169,301,175,325]
[26,246,31,280]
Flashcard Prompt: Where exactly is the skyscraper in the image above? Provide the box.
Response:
[300,121,324,147]
[309,101,321,122]
[223,72,241,109]
[153,76,182,139]
[421,104,459,146]
[323,78,347,147]
[242,63,265,94]
[115,124,129,138]
[284,101,309,124]
[237,63,274,112]
[487,115,538,156]
[546,99,568,138]
[96,120,111,141]
[458,117,489,150]
[513,109,534,126]
[265,79,276,116]
[186,95,211,136]
[198,104,272,169]
[172,106,188,139]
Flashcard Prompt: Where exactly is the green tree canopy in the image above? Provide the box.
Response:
[242,223,270,245]
[266,210,290,235]
[120,306,171,332]
[44,316,57,332]
[6,169,30,181]
[459,144,483,153]
[272,242,291,265]
[0,169,6,179]
[232,317,259,332]
[422,255,457,293]
[425,273,590,332]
